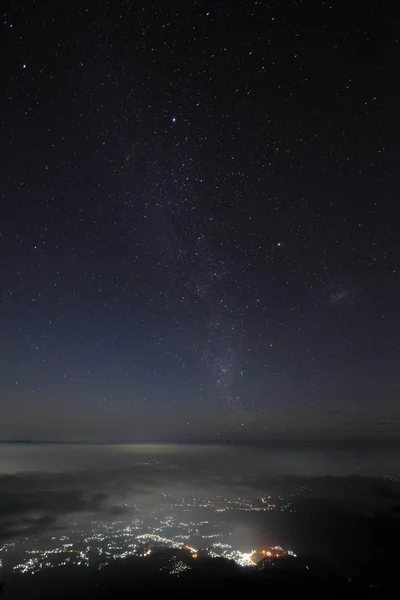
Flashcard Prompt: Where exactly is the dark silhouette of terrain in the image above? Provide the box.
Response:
[2,545,398,599]
[2,502,400,598]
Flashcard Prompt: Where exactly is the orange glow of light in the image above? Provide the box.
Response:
[192,553,198,559]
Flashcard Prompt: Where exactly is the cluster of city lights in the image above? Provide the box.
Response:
[0,493,298,576]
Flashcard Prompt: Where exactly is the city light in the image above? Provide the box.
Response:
[1,492,297,576]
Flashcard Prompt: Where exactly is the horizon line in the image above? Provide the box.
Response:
[1,438,399,445]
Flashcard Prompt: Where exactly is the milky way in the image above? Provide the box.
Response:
[140,140,245,414]
[1,0,399,441]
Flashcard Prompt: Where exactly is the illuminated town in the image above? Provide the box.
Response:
[0,492,297,577]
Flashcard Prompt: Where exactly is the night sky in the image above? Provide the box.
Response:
[1,1,398,442]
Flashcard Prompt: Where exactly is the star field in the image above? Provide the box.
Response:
[0,1,399,441]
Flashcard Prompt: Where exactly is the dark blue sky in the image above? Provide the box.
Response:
[1,1,398,441]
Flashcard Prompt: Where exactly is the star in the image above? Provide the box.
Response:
[0,0,396,445]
